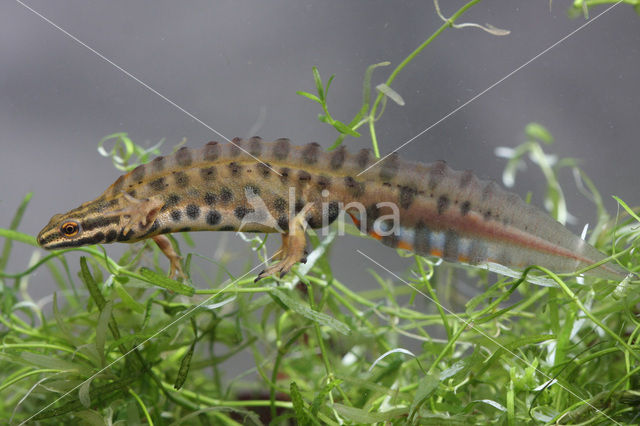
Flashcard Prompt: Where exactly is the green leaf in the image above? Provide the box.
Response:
[409,374,440,420]
[290,381,311,426]
[174,342,195,390]
[0,192,32,271]
[0,228,38,247]
[332,120,361,137]
[324,74,335,97]
[312,66,324,100]
[139,267,195,296]
[613,195,640,223]
[80,257,107,310]
[113,280,145,313]
[296,91,322,104]
[271,288,350,335]
[375,83,405,106]
[95,301,113,366]
[310,378,342,417]
[525,122,553,144]
[333,404,408,423]
[78,380,92,408]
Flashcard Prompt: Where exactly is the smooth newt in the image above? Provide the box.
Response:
[37,137,627,281]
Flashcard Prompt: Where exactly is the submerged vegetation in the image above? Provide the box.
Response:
[3,1,640,424]
[3,123,640,424]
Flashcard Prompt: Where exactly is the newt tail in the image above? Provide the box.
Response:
[37,138,628,281]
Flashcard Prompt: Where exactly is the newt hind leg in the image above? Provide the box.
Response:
[255,204,312,282]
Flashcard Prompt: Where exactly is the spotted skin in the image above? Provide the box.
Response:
[37,138,627,280]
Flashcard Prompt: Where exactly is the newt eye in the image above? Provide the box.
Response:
[60,221,80,238]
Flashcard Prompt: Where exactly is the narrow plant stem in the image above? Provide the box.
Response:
[129,388,154,426]
[0,368,59,392]
[367,0,483,156]
[415,257,451,340]
[1,343,92,361]
[427,322,467,374]
[537,266,640,362]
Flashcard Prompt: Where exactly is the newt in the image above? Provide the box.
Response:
[37,137,627,281]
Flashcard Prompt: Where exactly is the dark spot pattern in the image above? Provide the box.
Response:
[200,167,216,181]
[206,210,221,226]
[81,216,120,232]
[306,211,324,229]
[428,161,448,191]
[344,176,365,197]
[277,216,289,231]
[298,170,311,182]
[204,192,217,205]
[316,175,331,190]
[273,197,287,213]
[152,156,165,172]
[176,147,192,167]
[443,231,459,261]
[171,210,182,222]
[249,136,262,156]
[437,195,450,215]
[131,165,145,182]
[229,140,242,157]
[295,199,305,214]
[484,210,492,221]
[89,231,105,245]
[228,162,242,176]
[186,204,200,219]
[126,189,136,198]
[234,206,251,219]
[273,138,291,160]
[382,232,400,249]
[279,167,290,184]
[325,201,340,225]
[149,177,167,192]
[414,222,430,255]
[173,171,189,188]
[257,163,271,177]
[379,152,399,181]
[144,219,159,236]
[460,200,471,216]
[204,141,220,161]
[105,229,118,243]
[161,194,181,212]
[365,204,381,231]
[220,187,233,203]
[399,186,418,210]
[219,225,235,231]
[117,228,134,242]
[330,146,346,169]
[302,142,321,164]
[356,149,371,169]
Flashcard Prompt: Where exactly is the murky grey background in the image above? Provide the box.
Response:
[1,0,639,375]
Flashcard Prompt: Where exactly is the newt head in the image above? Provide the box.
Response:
[37,196,127,250]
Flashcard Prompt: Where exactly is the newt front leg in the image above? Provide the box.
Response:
[255,204,313,282]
